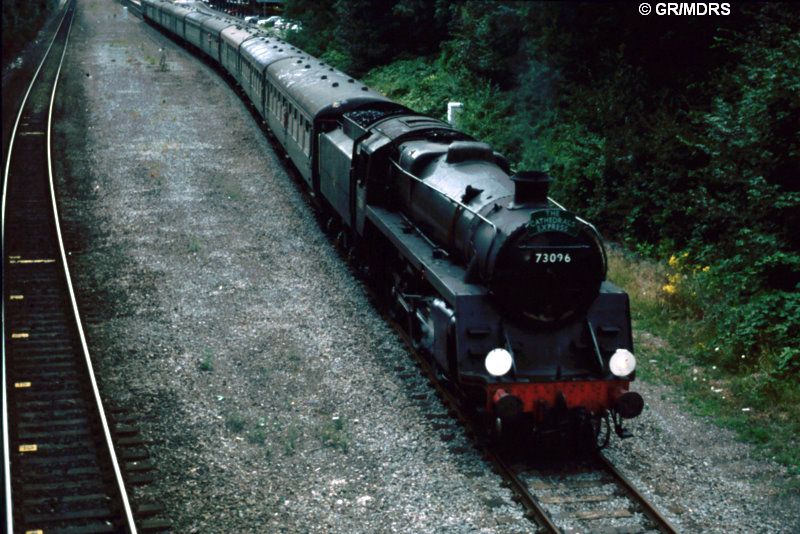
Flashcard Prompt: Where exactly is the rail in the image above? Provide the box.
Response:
[2,0,138,531]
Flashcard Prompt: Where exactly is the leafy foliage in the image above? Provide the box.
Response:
[2,0,57,68]
[285,0,453,75]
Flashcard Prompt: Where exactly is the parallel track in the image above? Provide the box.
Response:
[2,0,138,531]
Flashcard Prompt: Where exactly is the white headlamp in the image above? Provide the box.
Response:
[485,348,513,377]
[609,348,636,377]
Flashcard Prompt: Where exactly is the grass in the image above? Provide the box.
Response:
[283,426,300,456]
[199,348,214,372]
[209,175,244,202]
[223,412,272,448]
[247,425,268,445]
[187,236,202,255]
[224,412,247,434]
[607,246,800,478]
[319,417,349,453]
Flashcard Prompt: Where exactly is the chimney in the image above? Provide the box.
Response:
[511,171,552,205]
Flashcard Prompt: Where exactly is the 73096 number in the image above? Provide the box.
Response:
[535,253,571,263]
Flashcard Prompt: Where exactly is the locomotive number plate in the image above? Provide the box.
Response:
[535,252,572,263]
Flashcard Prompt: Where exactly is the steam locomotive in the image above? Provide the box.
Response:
[141,0,644,443]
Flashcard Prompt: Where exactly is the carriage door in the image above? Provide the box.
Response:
[282,97,289,145]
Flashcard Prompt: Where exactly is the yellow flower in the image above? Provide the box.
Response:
[662,284,677,294]
[668,255,678,268]
[702,266,710,272]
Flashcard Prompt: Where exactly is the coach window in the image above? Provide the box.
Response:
[298,113,303,142]
[268,86,273,113]
[298,118,304,148]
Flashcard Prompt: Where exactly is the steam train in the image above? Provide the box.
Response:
[141,0,644,443]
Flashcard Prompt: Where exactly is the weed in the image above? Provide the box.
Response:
[187,237,202,255]
[283,426,300,456]
[319,417,349,453]
[247,426,267,445]
[209,174,244,202]
[224,413,246,434]
[199,348,214,372]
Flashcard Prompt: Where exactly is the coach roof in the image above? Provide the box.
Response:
[267,57,391,119]
[160,2,192,19]
[221,25,261,49]
[239,37,302,71]
[199,15,236,34]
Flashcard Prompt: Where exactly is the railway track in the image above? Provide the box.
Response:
[2,0,159,532]
[377,295,679,533]
[499,450,679,533]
